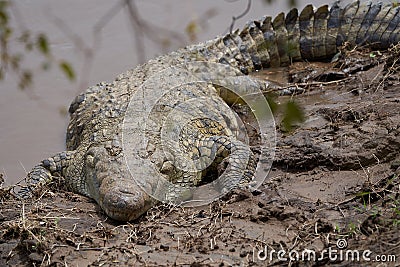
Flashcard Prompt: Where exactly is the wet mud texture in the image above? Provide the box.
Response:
[1,46,400,266]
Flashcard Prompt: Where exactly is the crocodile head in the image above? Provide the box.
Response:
[84,146,155,221]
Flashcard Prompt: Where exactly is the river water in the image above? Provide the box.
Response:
[1,0,343,184]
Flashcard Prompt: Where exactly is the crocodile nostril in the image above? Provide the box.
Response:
[119,188,136,195]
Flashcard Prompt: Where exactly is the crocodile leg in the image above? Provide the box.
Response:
[18,151,76,197]
[163,134,256,204]
[209,136,256,193]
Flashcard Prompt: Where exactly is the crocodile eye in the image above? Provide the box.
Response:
[86,154,95,168]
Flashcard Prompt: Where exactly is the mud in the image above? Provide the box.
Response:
[1,46,399,266]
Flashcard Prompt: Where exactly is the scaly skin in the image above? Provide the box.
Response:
[20,1,400,221]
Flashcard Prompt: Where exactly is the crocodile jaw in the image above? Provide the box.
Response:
[99,184,155,221]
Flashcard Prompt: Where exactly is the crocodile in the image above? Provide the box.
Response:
[19,1,400,221]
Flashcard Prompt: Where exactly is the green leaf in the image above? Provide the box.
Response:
[0,1,8,9]
[18,31,30,43]
[185,21,198,42]
[10,54,22,70]
[19,31,34,51]
[0,1,8,26]
[59,61,75,81]
[1,26,12,40]
[36,33,50,55]
[18,70,32,90]
[281,100,305,132]
[265,92,278,114]
[0,9,7,26]
[289,0,297,7]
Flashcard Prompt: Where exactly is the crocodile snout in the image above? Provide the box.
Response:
[100,186,155,221]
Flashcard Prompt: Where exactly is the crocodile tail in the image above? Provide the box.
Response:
[196,1,400,74]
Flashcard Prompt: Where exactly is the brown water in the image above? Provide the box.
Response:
[0,0,339,184]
